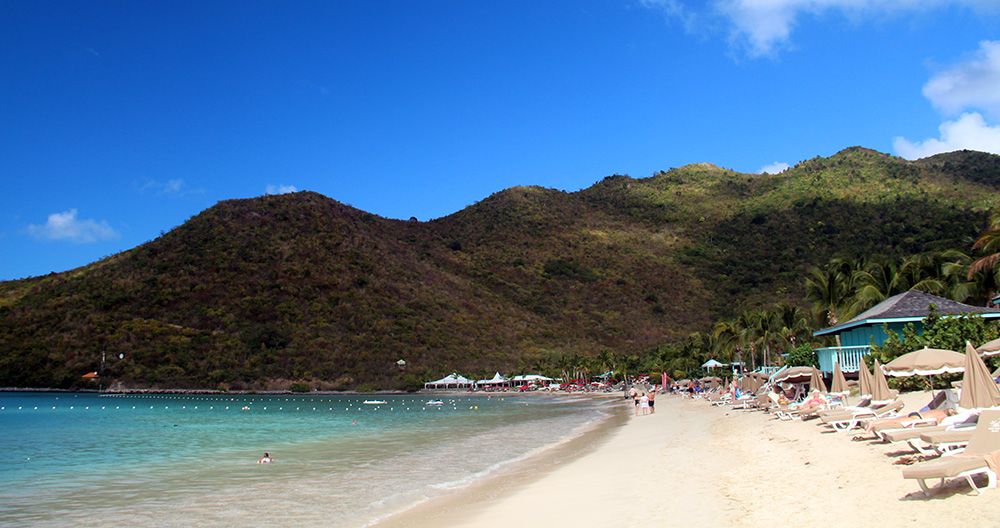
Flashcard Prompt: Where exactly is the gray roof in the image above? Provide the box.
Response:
[815,290,1000,336]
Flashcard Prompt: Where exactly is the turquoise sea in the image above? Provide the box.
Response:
[0,391,615,527]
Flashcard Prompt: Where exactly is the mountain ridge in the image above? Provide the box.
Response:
[1,147,999,390]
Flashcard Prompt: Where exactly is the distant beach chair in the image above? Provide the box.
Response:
[901,410,1000,496]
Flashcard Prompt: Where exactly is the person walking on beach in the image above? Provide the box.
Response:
[639,392,649,415]
[630,387,640,415]
[647,388,655,414]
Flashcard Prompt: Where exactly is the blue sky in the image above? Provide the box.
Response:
[2,0,1000,280]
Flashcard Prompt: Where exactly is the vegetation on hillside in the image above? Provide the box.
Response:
[1,148,999,390]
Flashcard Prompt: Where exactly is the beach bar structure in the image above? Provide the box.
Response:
[813,290,1000,373]
[424,373,474,390]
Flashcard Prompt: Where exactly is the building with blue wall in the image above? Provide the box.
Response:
[813,290,1000,373]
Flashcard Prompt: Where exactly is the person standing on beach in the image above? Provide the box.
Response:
[647,388,655,414]
[639,392,649,415]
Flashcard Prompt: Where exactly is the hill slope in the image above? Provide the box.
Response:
[1,148,998,390]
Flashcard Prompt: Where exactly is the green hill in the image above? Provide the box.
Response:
[1,148,998,390]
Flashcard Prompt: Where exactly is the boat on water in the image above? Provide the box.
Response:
[362,400,388,405]
[425,400,445,406]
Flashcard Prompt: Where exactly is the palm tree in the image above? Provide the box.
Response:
[849,258,902,317]
[804,258,856,327]
[773,302,811,350]
[969,213,1000,305]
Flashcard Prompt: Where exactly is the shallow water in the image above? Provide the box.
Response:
[0,392,613,527]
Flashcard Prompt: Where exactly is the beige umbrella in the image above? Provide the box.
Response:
[808,367,828,393]
[976,337,1000,357]
[882,347,965,377]
[772,366,813,384]
[858,361,874,398]
[830,361,849,395]
[959,341,1000,410]
[870,359,894,404]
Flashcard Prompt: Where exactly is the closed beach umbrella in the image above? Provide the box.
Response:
[870,359,894,404]
[808,367,828,394]
[959,341,1000,411]
[882,347,965,377]
[976,337,1000,357]
[830,361,849,395]
[858,361,874,399]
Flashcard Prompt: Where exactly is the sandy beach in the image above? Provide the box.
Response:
[379,391,1000,527]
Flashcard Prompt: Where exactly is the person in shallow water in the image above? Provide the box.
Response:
[258,452,272,464]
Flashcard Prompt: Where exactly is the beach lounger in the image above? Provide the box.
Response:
[867,409,954,441]
[825,399,904,432]
[917,429,975,457]
[816,397,873,421]
[901,410,1000,496]
[894,412,980,454]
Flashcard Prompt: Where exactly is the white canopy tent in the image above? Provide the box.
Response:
[424,373,474,390]
[702,359,724,369]
[476,372,511,388]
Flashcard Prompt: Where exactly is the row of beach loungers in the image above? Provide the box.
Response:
[693,352,1000,498]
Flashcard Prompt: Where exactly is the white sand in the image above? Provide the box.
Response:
[382,390,1000,527]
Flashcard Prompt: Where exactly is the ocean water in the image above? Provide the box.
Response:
[0,391,616,527]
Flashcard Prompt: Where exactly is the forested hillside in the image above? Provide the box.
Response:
[1,147,997,390]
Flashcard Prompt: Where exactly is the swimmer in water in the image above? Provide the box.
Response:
[257,452,272,464]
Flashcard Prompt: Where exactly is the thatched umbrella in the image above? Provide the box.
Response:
[976,337,1000,357]
[959,341,1000,411]
[858,361,874,399]
[870,359,895,404]
[830,361,849,395]
[808,367,828,393]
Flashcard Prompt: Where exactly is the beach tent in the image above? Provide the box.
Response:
[424,373,474,390]
[476,372,510,388]
[701,359,724,369]
[959,341,1000,411]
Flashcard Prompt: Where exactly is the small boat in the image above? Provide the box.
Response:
[425,400,445,406]
[363,400,388,405]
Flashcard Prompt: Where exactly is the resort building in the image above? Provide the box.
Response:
[813,290,1000,373]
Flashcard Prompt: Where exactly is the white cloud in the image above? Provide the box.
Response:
[265,184,297,195]
[26,209,118,244]
[642,1,996,58]
[923,40,1000,119]
[138,178,197,196]
[893,112,1000,159]
[758,161,791,174]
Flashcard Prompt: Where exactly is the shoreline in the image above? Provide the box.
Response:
[372,395,630,528]
[376,391,1000,527]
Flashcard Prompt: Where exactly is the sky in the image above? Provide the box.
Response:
[2,0,1000,280]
